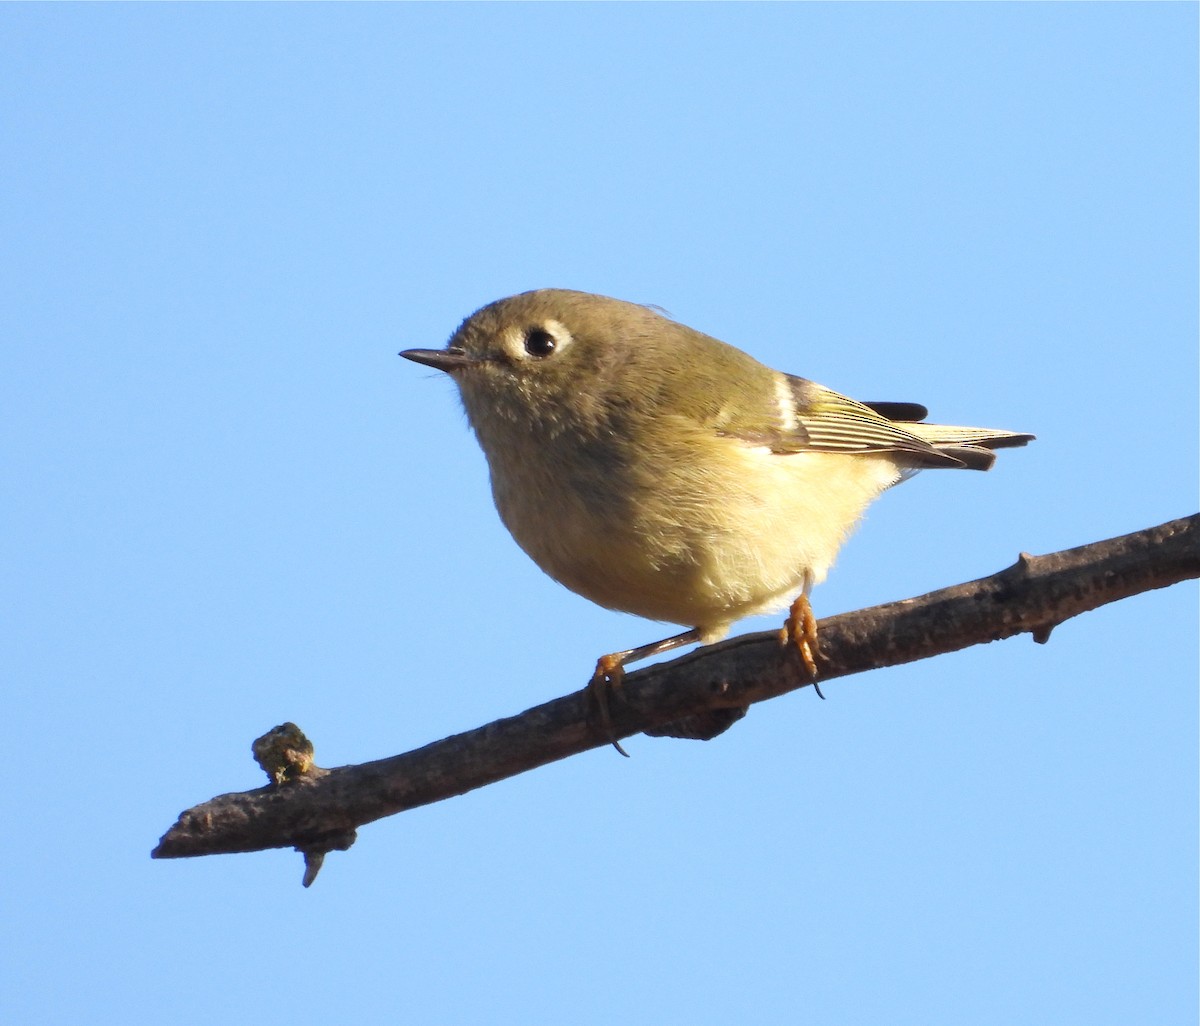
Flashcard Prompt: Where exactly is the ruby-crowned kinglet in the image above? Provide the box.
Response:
[402,289,1033,748]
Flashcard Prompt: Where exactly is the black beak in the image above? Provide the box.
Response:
[399,347,475,372]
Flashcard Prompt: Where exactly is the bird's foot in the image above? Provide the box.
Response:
[589,654,631,757]
[780,594,825,699]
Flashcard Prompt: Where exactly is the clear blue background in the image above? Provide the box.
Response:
[4,5,1196,1024]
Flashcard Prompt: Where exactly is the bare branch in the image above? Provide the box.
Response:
[153,515,1199,877]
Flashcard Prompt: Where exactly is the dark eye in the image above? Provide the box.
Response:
[524,327,557,357]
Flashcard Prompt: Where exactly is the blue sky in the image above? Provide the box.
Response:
[3,5,1196,1024]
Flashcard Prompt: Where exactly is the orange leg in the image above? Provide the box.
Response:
[780,592,825,698]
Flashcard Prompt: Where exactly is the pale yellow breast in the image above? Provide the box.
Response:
[483,419,902,638]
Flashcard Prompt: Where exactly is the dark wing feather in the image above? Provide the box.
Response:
[863,401,929,422]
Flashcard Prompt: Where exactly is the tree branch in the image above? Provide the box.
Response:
[153,514,1199,881]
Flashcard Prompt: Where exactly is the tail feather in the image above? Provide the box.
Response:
[902,422,1035,471]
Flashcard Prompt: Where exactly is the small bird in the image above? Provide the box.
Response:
[402,289,1032,751]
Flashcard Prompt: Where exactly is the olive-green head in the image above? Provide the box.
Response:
[400,288,773,442]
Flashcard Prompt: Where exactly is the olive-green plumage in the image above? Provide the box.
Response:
[402,289,1032,655]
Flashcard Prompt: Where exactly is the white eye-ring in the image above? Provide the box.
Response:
[512,319,572,360]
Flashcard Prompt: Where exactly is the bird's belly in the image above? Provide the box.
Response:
[489,441,901,636]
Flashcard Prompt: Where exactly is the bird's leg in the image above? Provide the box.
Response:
[589,628,702,757]
[781,579,825,699]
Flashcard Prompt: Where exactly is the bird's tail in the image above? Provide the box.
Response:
[899,422,1035,471]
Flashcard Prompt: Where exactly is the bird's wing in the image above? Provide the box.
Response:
[711,374,1031,471]
[781,379,966,467]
